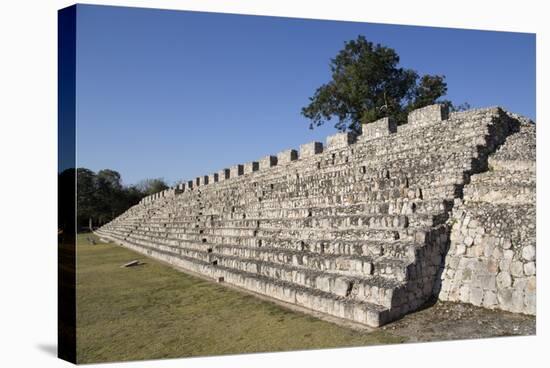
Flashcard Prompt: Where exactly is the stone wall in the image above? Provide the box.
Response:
[437,120,535,315]
[101,105,536,327]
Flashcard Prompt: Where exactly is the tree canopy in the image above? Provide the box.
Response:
[302,36,456,133]
[60,168,169,230]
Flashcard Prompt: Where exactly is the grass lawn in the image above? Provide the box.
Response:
[76,233,405,363]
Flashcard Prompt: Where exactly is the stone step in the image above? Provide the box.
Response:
[488,158,536,173]
[207,214,410,230]
[126,239,409,306]
[463,183,535,205]
[134,238,412,282]
[453,202,535,244]
[104,235,404,327]
[208,246,410,283]
[127,227,426,261]
[152,211,443,232]
[469,170,535,186]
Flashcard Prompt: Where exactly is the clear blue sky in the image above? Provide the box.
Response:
[75,4,535,186]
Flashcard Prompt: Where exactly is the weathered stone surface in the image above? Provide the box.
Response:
[208,173,219,184]
[277,149,298,165]
[230,164,244,178]
[496,272,512,289]
[300,142,323,158]
[244,161,259,174]
[259,155,277,170]
[522,245,536,261]
[97,105,536,328]
[326,132,355,150]
[361,117,397,141]
[218,168,230,181]
[407,104,449,126]
[440,115,535,315]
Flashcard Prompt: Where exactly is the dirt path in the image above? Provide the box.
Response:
[382,300,535,343]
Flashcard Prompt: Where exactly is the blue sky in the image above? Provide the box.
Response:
[75,4,535,186]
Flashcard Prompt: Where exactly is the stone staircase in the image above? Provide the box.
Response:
[96,104,533,326]
[439,117,535,314]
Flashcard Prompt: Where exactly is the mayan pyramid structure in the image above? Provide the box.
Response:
[96,104,536,327]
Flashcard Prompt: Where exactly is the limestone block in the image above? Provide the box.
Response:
[244,161,259,174]
[464,236,474,246]
[470,287,483,306]
[230,164,244,178]
[366,310,381,327]
[482,290,498,307]
[459,285,470,303]
[524,291,536,315]
[496,272,512,289]
[326,132,356,150]
[522,245,536,261]
[316,275,330,293]
[510,261,524,277]
[277,149,298,165]
[408,104,449,126]
[259,155,277,170]
[361,117,397,141]
[204,173,216,184]
[218,168,230,181]
[299,141,323,158]
[524,262,536,276]
[497,288,514,310]
[332,278,349,296]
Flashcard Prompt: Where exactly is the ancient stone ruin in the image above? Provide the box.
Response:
[96,104,536,327]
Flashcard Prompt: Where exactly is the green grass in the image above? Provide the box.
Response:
[76,234,405,363]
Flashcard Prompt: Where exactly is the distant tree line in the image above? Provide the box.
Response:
[59,168,169,231]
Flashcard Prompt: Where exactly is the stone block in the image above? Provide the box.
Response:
[332,278,349,296]
[361,117,397,141]
[497,288,514,310]
[218,168,230,181]
[316,275,330,293]
[277,149,298,164]
[524,262,536,276]
[408,104,449,126]
[208,173,219,184]
[459,285,470,303]
[496,272,512,289]
[510,261,524,278]
[230,164,244,177]
[326,132,356,150]
[244,161,259,174]
[525,291,536,315]
[522,245,536,261]
[470,287,483,306]
[299,141,323,158]
[482,290,498,308]
[259,155,277,170]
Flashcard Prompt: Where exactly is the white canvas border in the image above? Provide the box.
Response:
[0,1,546,367]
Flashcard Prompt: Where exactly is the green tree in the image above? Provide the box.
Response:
[301,35,451,133]
[135,178,169,196]
[76,168,97,228]
[71,168,166,230]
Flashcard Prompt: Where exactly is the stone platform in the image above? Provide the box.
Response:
[96,104,536,327]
